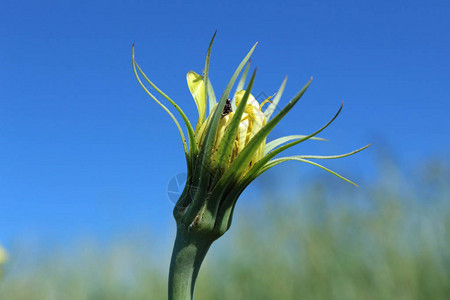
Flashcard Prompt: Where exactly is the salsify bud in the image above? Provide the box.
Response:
[132,34,370,237]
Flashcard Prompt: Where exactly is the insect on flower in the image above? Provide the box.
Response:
[221,98,233,117]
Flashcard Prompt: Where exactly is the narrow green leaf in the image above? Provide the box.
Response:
[264,76,287,120]
[132,46,198,156]
[236,60,251,93]
[204,32,217,114]
[259,156,359,186]
[296,143,372,160]
[265,135,328,154]
[132,49,189,156]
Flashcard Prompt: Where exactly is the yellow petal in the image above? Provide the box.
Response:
[234,90,258,109]
[186,71,207,131]
[251,109,266,135]
[215,113,234,150]
[237,116,249,151]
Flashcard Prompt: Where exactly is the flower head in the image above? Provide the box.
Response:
[132,34,370,238]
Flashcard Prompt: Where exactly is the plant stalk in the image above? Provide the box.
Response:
[168,226,213,300]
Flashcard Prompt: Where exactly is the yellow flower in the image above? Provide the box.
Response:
[132,33,370,236]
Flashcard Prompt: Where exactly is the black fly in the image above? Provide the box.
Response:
[222,98,233,117]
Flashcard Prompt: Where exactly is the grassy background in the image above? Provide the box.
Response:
[0,158,448,300]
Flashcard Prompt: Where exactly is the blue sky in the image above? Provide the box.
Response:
[1,0,449,244]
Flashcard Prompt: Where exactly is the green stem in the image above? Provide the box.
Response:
[168,227,213,300]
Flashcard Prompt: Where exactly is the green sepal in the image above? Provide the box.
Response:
[132,46,189,158]
[236,59,251,92]
[293,143,372,160]
[265,135,327,154]
[204,32,216,114]
[258,157,359,186]
[132,47,198,158]
[212,184,245,236]
[264,76,287,120]
[257,143,372,186]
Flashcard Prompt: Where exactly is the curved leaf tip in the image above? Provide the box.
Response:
[187,71,207,131]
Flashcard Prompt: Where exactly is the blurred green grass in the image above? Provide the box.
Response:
[0,159,449,300]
